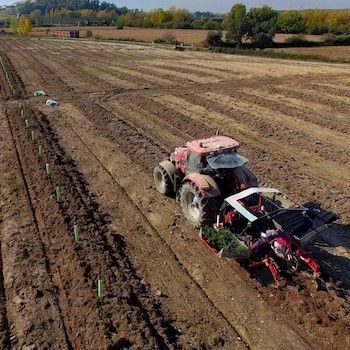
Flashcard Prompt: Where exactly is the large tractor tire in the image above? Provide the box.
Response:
[179,181,218,228]
[153,162,175,196]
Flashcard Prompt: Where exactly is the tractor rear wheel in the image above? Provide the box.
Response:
[179,182,218,228]
[153,164,174,196]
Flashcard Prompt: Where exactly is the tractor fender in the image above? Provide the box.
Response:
[159,160,176,181]
[183,174,221,198]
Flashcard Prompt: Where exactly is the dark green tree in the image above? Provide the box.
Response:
[246,6,278,48]
[204,30,223,47]
[203,20,221,30]
[225,3,248,46]
[276,10,306,34]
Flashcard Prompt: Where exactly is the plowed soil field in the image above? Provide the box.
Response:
[0,37,349,350]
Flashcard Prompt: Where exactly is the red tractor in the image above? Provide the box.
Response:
[153,136,258,227]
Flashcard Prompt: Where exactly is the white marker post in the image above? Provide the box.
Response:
[73,225,80,243]
[55,186,61,202]
[45,163,51,177]
[97,279,103,299]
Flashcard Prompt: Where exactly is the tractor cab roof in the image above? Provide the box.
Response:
[187,136,239,157]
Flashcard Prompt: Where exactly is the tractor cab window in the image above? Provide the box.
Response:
[207,151,247,170]
[186,151,203,174]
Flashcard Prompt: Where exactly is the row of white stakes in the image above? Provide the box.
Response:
[19,101,104,299]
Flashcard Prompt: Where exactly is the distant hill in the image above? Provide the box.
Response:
[5,0,130,16]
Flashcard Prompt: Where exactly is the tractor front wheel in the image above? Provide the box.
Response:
[153,164,174,196]
[179,182,217,228]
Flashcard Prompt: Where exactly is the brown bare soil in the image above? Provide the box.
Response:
[0,37,350,350]
[28,26,325,45]
[272,46,350,60]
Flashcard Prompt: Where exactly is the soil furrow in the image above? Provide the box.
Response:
[0,108,70,349]
[74,98,169,170]
[201,92,350,163]
[0,241,11,350]
[11,104,179,349]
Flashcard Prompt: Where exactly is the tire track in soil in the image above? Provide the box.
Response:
[210,77,350,132]
[0,242,11,350]
[312,82,350,94]
[0,53,26,100]
[278,84,350,107]
[263,85,350,116]
[200,92,350,165]
[7,103,180,349]
[239,87,350,133]
[303,82,350,100]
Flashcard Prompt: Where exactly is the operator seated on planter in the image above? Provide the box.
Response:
[243,229,276,256]
[247,228,294,261]
[220,199,272,235]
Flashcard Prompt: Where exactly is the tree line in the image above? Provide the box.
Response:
[113,7,350,34]
[1,0,349,37]
[13,0,127,14]
[205,4,350,49]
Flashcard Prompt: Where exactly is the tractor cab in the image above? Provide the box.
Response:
[171,136,257,200]
[156,136,258,227]
[183,136,244,174]
[173,136,243,174]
